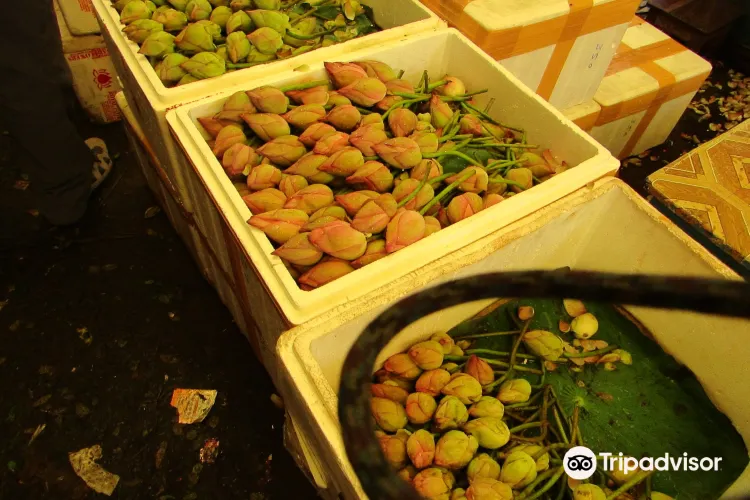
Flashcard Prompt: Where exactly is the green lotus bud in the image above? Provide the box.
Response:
[355,60,398,83]
[213,124,246,157]
[222,142,259,177]
[571,313,599,339]
[194,19,222,41]
[248,10,290,34]
[460,114,483,136]
[430,94,454,129]
[505,167,533,193]
[407,429,435,469]
[246,86,289,114]
[298,258,354,289]
[405,392,437,425]
[139,31,175,57]
[511,444,549,472]
[451,488,467,500]
[229,0,251,10]
[243,188,286,215]
[284,183,334,216]
[338,77,388,107]
[282,104,326,130]
[115,0,137,11]
[248,26,283,55]
[385,210,425,253]
[185,0,211,21]
[346,160,393,193]
[468,396,504,419]
[175,24,214,52]
[286,153,333,184]
[325,61,368,89]
[351,238,387,268]
[246,164,282,190]
[224,12,250,35]
[328,91,354,108]
[433,396,468,432]
[434,430,478,470]
[151,7,188,31]
[241,113,290,141]
[572,484,606,500]
[208,5,232,27]
[446,167,489,194]
[383,353,422,380]
[392,178,433,211]
[466,477,513,500]
[181,52,226,79]
[284,18,318,47]
[371,396,407,432]
[350,193,397,233]
[613,349,632,365]
[226,31,251,63]
[299,123,336,147]
[423,216,441,236]
[410,131,439,154]
[313,131,350,156]
[385,79,415,96]
[373,137,422,170]
[287,85,329,106]
[462,417,509,449]
[308,220,366,260]
[522,330,564,361]
[215,91,256,122]
[349,124,388,157]
[256,135,306,167]
[177,73,199,85]
[398,465,417,482]
[209,0,229,5]
[255,0,280,8]
[167,0,188,10]
[496,379,531,404]
[389,108,418,138]
[123,18,163,43]
[324,105,361,132]
[500,451,536,489]
[446,192,483,224]
[157,53,189,83]
[414,370,450,398]
[413,468,455,499]
[436,76,466,97]
[371,382,409,405]
[278,174,309,198]
[319,147,364,177]
[247,208,308,244]
[442,373,482,405]
[377,429,410,469]
[467,453,501,483]
[121,0,154,24]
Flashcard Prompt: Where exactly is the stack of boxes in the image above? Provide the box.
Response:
[53,0,121,123]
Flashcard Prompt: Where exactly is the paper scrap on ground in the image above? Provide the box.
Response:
[68,445,120,496]
[170,389,217,424]
[200,438,220,464]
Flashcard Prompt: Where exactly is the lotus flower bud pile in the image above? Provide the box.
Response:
[111,0,379,86]
[194,62,563,290]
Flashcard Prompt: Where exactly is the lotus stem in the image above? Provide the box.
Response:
[226,62,265,69]
[519,467,561,498]
[418,169,474,215]
[552,407,569,444]
[291,0,336,25]
[563,345,618,358]
[285,29,334,40]
[509,421,545,434]
[422,150,483,167]
[397,69,405,79]
[427,173,453,185]
[464,347,535,359]
[279,79,330,92]
[484,97,495,113]
[426,79,448,91]
[605,471,655,500]
[382,96,429,120]
[461,101,524,132]
[444,355,543,374]
[354,105,373,115]
[523,467,565,500]
[397,166,430,208]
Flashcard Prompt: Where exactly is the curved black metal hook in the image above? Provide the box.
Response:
[338,270,750,500]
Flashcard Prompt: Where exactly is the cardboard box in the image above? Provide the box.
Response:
[58,0,100,36]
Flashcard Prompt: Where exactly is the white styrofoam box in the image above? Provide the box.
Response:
[276,177,750,499]
[420,0,639,109]
[590,20,712,158]
[55,0,121,123]
[168,28,619,351]
[58,0,100,35]
[283,411,340,499]
[561,99,601,133]
[92,0,440,212]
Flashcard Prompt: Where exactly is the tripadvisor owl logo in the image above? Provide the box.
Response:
[563,446,597,480]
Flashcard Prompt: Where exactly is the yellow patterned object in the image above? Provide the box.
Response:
[648,119,750,270]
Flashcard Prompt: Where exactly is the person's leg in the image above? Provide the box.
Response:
[0,0,102,225]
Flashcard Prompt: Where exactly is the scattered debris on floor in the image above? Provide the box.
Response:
[170,389,218,424]
[68,445,120,496]
[199,438,220,464]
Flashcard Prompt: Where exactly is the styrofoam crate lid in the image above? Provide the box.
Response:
[91,0,441,110]
[168,28,618,327]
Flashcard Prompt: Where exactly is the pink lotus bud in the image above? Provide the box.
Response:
[430,94,454,129]
[482,122,514,141]
[326,91,352,107]
[415,120,434,132]
[519,152,554,178]
[303,205,348,231]
[319,147,364,176]
[346,161,393,192]
[407,429,436,469]
[351,193,397,233]
[386,210,425,253]
[447,193,483,224]
[242,188,286,215]
[459,114,483,136]
[246,164,282,190]
[246,86,289,114]
[410,131,439,153]
[349,124,388,156]
[222,143,259,179]
[360,113,384,128]
[256,135,307,167]
[351,239,386,268]
[309,221,366,260]
[278,174,308,198]
[371,382,409,405]
[465,355,494,386]
[241,113,290,141]
[416,369,451,397]
[487,175,508,195]
[424,216,441,236]
[411,159,443,181]
[198,116,232,138]
[375,95,402,112]
[212,124,246,157]
[436,76,466,97]
[385,79,414,95]
[335,190,379,216]
[313,131,350,156]
[437,206,450,227]
[354,60,398,83]
[377,429,410,469]
[247,208,308,244]
[214,91,257,122]
[285,153,334,184]
[406,392,438,425]
[338,78,388,107]
[298,258,355,289]
[281,104,326,130]
[324,62,367,89]
[272,232,323,266]
[483,193,503,209]
[373,137,422,170]
[299,123,337,147]
[424,201,441,217]
[446,167,489,193]
[286,85,329,105]
[283,184,334,214]
[506,167,533,193]
[384,353,422,380]
[388,108,418,138]
[324,105,361,132]
[392,179,434,211]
